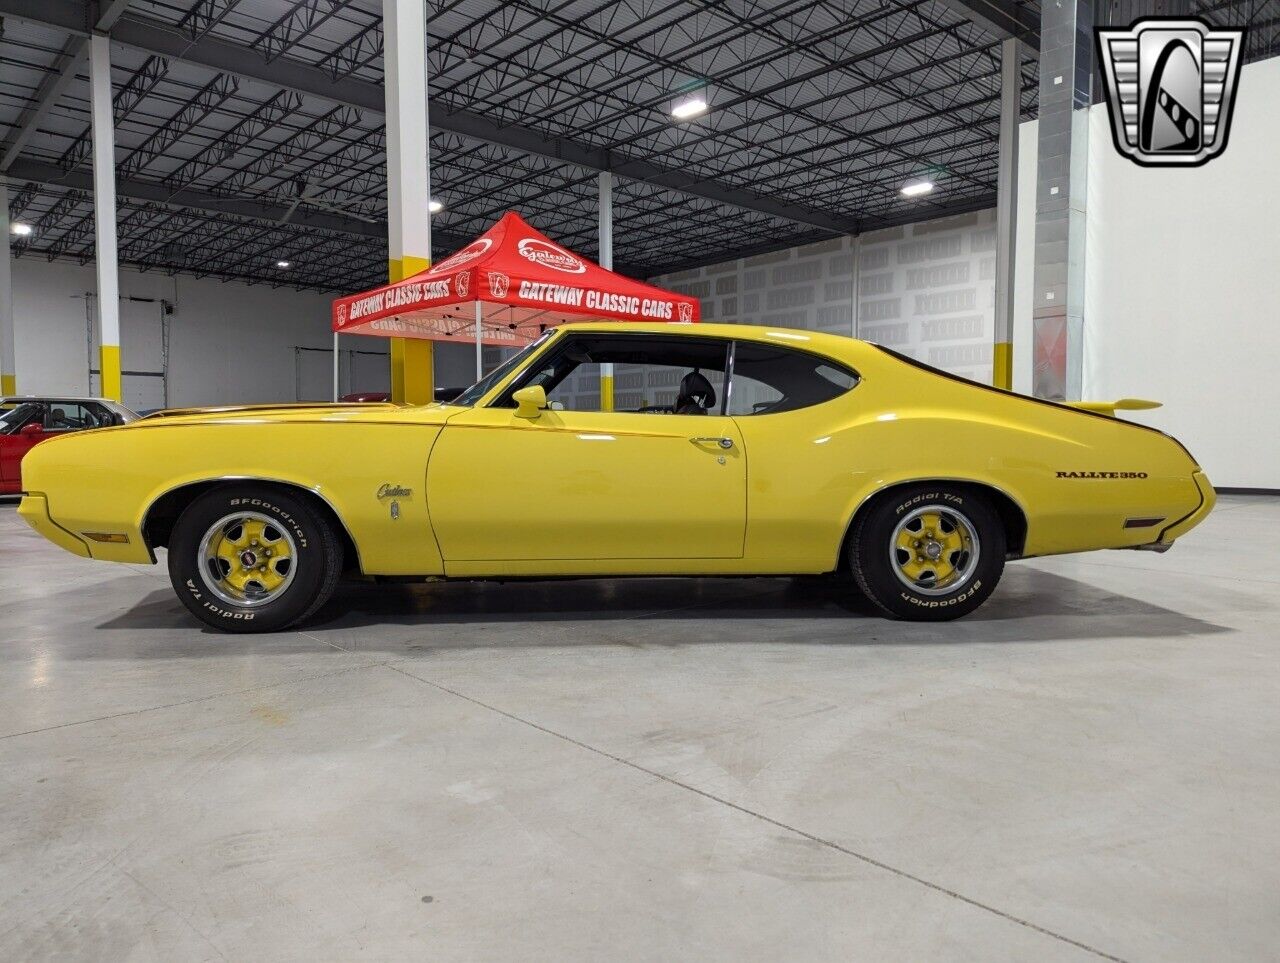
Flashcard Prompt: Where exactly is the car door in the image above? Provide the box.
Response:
[0,403,47,489]
[8,402,99,487]
[427,333,746,566]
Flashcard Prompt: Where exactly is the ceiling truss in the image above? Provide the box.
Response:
[1,0,1276,292]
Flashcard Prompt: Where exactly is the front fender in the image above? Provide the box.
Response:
[20,421,446,575]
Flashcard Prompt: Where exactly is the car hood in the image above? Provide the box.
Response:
[129,401,458,427]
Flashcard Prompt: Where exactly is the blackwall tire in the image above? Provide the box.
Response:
[850,484,1005,622]
[167,485,342,633]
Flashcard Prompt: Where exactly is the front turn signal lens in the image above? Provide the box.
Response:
[82,532,130,544]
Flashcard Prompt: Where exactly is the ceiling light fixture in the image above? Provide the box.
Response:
[276,260,292,268]
[900,180,934,197]
[429,200,443,214]
[671,95,708,120]
[11,222,33,237]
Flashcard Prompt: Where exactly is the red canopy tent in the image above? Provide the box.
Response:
[332,212,700,353]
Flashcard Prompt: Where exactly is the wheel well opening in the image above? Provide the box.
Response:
[839,480,1028,566]
[143,480,361,573]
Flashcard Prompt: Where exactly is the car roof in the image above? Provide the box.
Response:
[1,396,119,404]
[551,321,875,366]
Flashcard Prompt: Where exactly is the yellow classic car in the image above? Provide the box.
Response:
[16,322,1214,632]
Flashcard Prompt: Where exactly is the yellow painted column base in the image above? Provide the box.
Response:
[599,364,615,412]
[388,255,435,405]
[993,341,1012,391]
[100,344,122,402]
[391,339,435,405]
[1,373,15,395]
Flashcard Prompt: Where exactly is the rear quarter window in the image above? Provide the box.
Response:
[727,342,859,416]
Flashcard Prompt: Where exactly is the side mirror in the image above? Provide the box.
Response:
[513,385,548,419]
[19,423,43,437]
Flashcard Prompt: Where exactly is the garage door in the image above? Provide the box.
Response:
[88,296,168,412]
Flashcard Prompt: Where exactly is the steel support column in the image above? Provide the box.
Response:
[598,170,614,412]
[90,32,122,402]
[1031,0,1093,400]
[384,0,432,404]
[1,183,16,395]
[993,36,1020,389]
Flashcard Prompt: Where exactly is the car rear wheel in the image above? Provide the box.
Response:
[849,484,1005,621]
[167,485,342,633]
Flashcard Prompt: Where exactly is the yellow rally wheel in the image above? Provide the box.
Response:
[888,504,981,596]
[198,511,298,607]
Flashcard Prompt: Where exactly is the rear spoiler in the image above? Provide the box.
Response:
[1064,398,1162,417]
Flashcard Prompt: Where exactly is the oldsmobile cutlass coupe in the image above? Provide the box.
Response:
[17,322,1214,632]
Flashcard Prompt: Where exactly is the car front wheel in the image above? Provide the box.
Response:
[167,485,342,633]
[849,484,1005,621]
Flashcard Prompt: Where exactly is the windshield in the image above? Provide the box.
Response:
[102,401,140,423]
[0,402,40,434]
[451,329,557,407]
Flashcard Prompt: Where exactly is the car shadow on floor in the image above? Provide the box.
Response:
[87,564,1232,651]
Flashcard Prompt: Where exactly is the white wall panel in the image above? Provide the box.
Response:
[653,210,998,384]
[10,259,387,407]
[1082,56,1280,489]
[1008,55,1278,487]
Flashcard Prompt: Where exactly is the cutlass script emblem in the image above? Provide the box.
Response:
[377,484,413,499]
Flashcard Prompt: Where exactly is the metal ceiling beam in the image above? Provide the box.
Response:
[0,39,87,172]
[0,0,857,235]
[9,157,473,252]
[645,192,999,278]
[0,0,136,172]
[931,0,1041,55]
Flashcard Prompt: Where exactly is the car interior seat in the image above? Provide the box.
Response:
[674,370,716,415]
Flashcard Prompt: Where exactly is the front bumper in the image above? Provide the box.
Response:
[17,494,91,558]
[17,493,151,562]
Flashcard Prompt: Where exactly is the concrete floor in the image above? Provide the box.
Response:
[0,496,1277,962]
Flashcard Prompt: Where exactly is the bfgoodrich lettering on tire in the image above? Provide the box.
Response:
[167,485,342,633]
[849,484,1006,621]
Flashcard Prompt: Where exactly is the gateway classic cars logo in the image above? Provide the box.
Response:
[517,237,586,274]
[429,238,493,274]
[1096,18,1245,167]
[488,271,510,298]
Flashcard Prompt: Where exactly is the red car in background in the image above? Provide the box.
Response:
[0,397,138,495]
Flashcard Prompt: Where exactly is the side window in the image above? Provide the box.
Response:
[727,342,859,416]
[44,403,94,430]
[499,334,730,415]
[85,403,117,427]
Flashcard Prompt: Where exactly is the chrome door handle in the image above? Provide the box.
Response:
[690,436,734,450]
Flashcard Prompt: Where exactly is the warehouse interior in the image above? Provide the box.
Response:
[2,0,1279,958]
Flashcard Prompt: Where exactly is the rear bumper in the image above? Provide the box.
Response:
[1159,470,1216,544]
[17,494,91,558]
